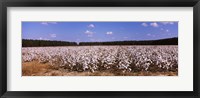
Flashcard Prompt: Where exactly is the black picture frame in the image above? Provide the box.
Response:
[0,0,199,98]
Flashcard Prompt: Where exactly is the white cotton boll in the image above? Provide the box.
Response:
[22,46,178,72]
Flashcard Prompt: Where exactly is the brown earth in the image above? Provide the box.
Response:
[22,61,178,76]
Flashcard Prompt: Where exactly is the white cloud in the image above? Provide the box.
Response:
[39,37,43,40]
[147,33,151,36]
[150,22,159,27]
[147,33,156,37]
[161,28,170,32]
[88,24,95,28]
[141,23,148,27]
[41,22,48,25]
[161,22,174,25]
[50,34,56,38]
[41,22,58,25]
[106,32,113,35]
[85,30,93,35]
[87,35,93,37]
[85,30,94,37]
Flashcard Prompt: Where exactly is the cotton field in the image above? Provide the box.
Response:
[22,46,178,75]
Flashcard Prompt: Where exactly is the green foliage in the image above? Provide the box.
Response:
[79,37,178,46]
[22,39,77,47]
[22,37,178,47]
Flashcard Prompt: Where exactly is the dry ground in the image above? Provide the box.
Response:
[22,61,178,76]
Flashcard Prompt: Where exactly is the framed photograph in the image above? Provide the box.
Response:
[0,0,199,98]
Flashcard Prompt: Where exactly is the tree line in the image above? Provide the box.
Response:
[22,37,178,47]
[79,37,178,46]
[22,39,77,47]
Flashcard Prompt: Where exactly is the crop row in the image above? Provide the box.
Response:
[22,46,178,73]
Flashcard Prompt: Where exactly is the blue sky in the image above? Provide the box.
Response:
[22,22,178,42]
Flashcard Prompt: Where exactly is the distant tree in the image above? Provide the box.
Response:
[79,37,178,46]
[22,39,77,47]
[22,37,178,47]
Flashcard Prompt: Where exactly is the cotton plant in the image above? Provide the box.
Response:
[22,46,178,73]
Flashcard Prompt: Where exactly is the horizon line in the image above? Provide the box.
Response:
[22,37,178,43]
